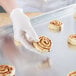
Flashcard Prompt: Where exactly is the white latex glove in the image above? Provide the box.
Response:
[10,8,39,51]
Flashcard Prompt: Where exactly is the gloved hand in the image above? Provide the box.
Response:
[10,8,39,51]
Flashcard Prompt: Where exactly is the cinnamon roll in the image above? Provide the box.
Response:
[0,65,15,76]
[68,34,76,46]
[33,36,52,53]
[48,20,63,32]
[67,71,76,76]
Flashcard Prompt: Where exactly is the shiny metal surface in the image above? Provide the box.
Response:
[0,4,76,76]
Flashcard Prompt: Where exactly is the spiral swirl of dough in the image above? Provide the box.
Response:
[50,20,62,26]
[33,36,52,52]
[68,34,76,46]
[0,65,15,76]
[68,71,76,76]
[69,34,76,39]
[38,36,51,50]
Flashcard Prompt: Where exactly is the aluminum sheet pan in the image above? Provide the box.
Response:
[0,4,76,76]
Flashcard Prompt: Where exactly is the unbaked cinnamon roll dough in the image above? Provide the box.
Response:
[48,20,63,32]
[67,34,76,46]
[67,34,76,49]
[0,65,15,76]
[33,36,52,53]
[67,71,76,76]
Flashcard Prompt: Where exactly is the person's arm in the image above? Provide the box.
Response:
[0,0,39,53]
[0,0,18,13]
